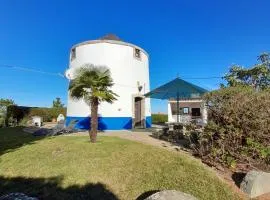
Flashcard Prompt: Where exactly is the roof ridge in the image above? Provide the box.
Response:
[99,34,122,41]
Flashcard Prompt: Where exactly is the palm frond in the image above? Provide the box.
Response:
[68,64,118,104]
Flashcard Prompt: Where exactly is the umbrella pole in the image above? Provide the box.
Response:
[177,93,179,123]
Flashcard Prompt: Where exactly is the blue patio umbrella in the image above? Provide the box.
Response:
[144,77,208,122]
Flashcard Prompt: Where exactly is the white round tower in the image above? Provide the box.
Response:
[65,34,151,130]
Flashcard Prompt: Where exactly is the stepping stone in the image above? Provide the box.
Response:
[144,190,198,200]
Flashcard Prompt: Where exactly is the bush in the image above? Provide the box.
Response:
[18,116,30,126]
[152,114,168,124]
[195,86,270,171]
[6,106,66,124]
[0,117,5,128]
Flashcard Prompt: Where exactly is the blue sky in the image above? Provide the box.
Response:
[0,0,269,113]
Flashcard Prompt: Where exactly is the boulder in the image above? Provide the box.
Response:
[144,190,198,200]
[240,170,270,198]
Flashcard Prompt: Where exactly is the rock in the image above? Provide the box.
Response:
[144,190,198,200]
[240,170,270,198]
[254,192,270,200]
[0,193,38,200]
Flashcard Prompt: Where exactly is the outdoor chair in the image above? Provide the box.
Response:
[48,119,79,135]
[59,119,78,134]
[168,124,174,134]
[50,120,65,135]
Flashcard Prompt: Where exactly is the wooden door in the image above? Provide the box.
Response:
[135,97,142,127]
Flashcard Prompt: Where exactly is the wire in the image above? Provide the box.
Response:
[182,76,223,79]
[0,63,225,80]
[0,64,65,78]
[0,63,224,89]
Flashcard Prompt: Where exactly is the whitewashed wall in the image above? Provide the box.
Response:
[66,40,151,124]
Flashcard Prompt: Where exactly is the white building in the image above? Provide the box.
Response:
[65,34,151,130]
[145,77,208,126]
[31,116,43,127]
[168,99,207,125]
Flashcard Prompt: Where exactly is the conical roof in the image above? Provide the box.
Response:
[99,34,122,41]
[145,78,208,100]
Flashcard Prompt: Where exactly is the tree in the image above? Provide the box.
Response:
[258,52,270,66]
[223,52,270,90]
[0,98,15,116]
[69,64,118,142]
[0,98,15,127]
[52,97,64,108]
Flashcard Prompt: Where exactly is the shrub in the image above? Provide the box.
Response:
[6,106,66,124]
[0,117,5,128]
[152,114,168,124]
[18,116,30,126]
[195,86,270,171]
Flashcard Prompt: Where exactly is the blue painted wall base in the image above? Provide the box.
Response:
[66,116,152,130]
[146,116,152,128]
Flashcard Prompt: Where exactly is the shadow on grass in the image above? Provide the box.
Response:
[0,176,119,200]
[0,127,47,156]
[136,190,160,200]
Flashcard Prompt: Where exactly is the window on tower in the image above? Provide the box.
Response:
[71,48,76,61]
[134,48,141,60]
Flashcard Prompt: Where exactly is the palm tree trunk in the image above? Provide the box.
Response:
[90,98,98,143]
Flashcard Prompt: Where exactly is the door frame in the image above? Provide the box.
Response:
[132,94,145,128]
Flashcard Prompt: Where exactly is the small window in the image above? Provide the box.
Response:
[191,108,201,117]
[180,107,189,114]
[71,48,76,61]
[134,48,141,59]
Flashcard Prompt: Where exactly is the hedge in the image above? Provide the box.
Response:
[194,86,270,171]
[6,106,66,123]
[151,114,168,124]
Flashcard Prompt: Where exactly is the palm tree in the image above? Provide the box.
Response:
[69,64,118,142]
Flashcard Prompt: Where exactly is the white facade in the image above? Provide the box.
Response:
[65,37,151,130]
[168,99,207,125]
[32,116,43,127]
[57,114,65,122]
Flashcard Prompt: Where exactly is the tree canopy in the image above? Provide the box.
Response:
[69,65,118,104]
[195,52,270,171]
[0,98,15,127]
[223,52,270,90]
[0,98,15,116]
[0,98,15,107]
[52,97,64,108]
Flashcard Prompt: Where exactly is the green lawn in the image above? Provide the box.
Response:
[0,127,240,200]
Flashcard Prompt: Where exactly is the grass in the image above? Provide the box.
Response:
[151,113,168,124]
[0,127,241,200]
